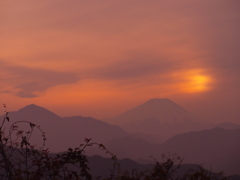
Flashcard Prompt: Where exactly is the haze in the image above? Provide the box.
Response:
[1,0,240,124]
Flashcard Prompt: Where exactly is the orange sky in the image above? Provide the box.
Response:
[1,0,240,123]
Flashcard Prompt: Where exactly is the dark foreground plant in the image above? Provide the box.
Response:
[181,165,226,180]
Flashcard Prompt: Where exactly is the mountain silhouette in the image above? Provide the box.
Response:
[158,128,240,175]
[0,105,132,152]
[106,98,211,141]
[1,103,239,176]
[87,155,213,179]
[8,104,61,123]
[87,136,153,160]
[214,122,240,129]
[87,128,240,176]
[107,98,197,125]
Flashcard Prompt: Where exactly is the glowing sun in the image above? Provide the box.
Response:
[187,75,210,92]
[174,69,212,93]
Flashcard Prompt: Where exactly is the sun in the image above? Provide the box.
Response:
[187,75,210,92]
[173,69,212,93]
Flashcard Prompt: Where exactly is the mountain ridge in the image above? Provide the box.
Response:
[0,104,160,152]
[87,128,240,175]
[1,102,239,175]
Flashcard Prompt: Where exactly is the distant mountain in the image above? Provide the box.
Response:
[158,128,240,175]
[87,128,240,176]
[214,122,240,129]
[1,104,239,176]
[86,136,154,160]
[88,154,239,179]
[87,155,211,179]
[5,104,62,125]
[0,104,134,153]
[107,98,197,125]
[106,98,212,141]
[87,155,154,179]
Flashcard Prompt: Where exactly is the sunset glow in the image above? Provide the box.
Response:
[0,0,240,123]
[179,70,212,93]
[189,75,210,92]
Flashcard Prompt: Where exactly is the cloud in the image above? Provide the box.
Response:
[0,61,80,98]
[86,53,214,93]
[87,53,180,81]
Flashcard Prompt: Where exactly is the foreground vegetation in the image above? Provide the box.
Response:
[0,105,227,180]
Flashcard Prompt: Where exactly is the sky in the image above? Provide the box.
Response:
[1,0,240,124]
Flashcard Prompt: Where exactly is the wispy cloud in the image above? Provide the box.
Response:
[88,55,175,80]
[0,61,80,98]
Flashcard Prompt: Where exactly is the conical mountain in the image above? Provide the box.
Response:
[107,98,210,142]
[109,98,198,126]
[11,104,61,123]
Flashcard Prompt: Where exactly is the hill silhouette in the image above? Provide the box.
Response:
[87,128,240,175]
[2,102,239,176]
[0,104,132,152]
[215,122,240,129]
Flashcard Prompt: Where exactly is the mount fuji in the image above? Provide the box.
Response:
[106,98,212,141]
